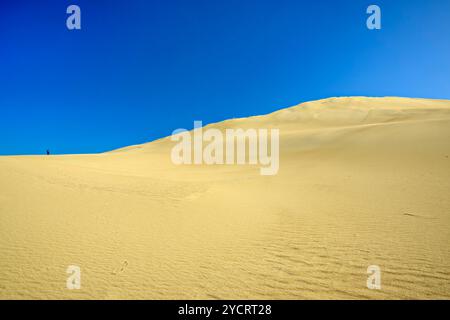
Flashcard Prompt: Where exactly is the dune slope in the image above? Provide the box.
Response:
[1,97,450,299]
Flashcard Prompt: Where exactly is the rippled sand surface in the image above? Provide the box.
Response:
[1,97,449,299]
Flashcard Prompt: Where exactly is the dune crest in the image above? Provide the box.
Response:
[1,97,450,299]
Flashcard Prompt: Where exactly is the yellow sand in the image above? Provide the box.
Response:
[1,97,449,299]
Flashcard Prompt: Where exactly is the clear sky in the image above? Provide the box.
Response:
[1,0,449,155]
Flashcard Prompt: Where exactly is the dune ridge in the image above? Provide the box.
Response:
[1,97,450,299]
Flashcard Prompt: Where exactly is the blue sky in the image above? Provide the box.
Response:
[1,0,449,155]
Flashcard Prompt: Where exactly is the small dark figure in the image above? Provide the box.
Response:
[46,149,50,155]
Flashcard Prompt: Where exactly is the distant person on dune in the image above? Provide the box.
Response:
[46,149,50,155]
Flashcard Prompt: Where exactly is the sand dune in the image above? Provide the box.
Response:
[1,97,450,299]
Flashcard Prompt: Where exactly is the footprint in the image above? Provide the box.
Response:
[111,260,129,275]
[403,213,417,217]
[403,213,435,220]
[120,260,129,272]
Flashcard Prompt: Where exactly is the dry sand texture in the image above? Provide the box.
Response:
[0,97,449,299]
